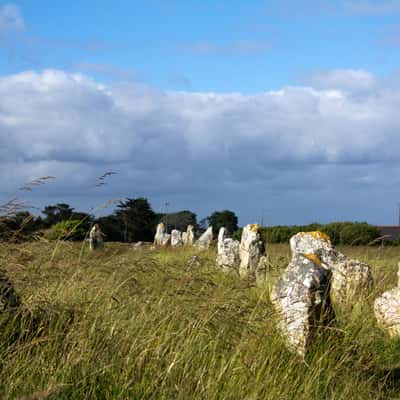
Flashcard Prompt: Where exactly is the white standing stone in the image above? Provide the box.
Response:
[216,227,240,272]
[186,225,195,246]
[374,262,400,338]
[171,230,183,247]
[239,224,264,278]
[154,222,166,246]
[271,253,332,357]
[89,224,104,250]
[290,232,372,307]
[195,226,213,250]
[375,287,400,338]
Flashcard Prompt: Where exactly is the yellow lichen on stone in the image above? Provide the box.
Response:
[303,253,322,267]
[300,231,330,242]
[249,224,260,232]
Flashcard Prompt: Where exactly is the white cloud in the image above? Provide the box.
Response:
[1,68,400,223]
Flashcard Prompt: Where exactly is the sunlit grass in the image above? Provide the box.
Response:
[1,242,400,399]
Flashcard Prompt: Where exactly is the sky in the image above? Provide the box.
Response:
[1,0,400,226]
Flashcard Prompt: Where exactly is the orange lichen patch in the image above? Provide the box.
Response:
[249,224,260,232]
[303,253,322,267]
[299,231,330,242]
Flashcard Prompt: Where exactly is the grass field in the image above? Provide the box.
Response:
[1,241,400,399]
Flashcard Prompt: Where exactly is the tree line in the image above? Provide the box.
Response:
[0,197,389,245]
[0,198,239,243]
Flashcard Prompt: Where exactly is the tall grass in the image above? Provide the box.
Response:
[0,242,400,399]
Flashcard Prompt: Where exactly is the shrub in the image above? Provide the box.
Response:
[44,220,87,241]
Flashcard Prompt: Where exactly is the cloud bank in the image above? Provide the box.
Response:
[1,68,399,224]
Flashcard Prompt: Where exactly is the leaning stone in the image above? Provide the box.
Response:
[375,287,400,338]
[239,224,264,278]
[330,259,373,308]
[171,230,183,247]
[216,227,240,272]
[0,272,21,312]
[195,226,213,250]
[270,253,332,357]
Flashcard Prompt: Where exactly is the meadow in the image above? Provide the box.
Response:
[1,241,400,399]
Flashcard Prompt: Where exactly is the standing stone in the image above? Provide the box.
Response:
[290,232,372,306]
[290,231,345,268]
[171,230,183,247]
[270,253,332,357]
[154,223,165,246]
[154,223,171,247]
[89,224,104,250]
[0,272,20,312]
[216,227,240,272]
[272,231,373,355]
[239,224,264,278]
[374,262,400,338]
[185,225,195,246]
[182,232,188,245]
[195,226,213,250]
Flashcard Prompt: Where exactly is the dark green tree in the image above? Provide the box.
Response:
[207,210,239,235]
[157,210,197,233]
[115,198,157,242]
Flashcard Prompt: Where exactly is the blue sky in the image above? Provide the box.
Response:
[1,1,400,225]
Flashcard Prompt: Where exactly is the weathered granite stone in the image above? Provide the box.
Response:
[290,232,372,306]
[154,223,171,247]
[185,225,195,246]
[239,224,264,278]
[330,259,373,307]
[195,226,213,250]
[270,253,332,357]
[0,272,20,312]
[154,223,165,246]
[216,227,240,272]
[171,230,183,247]
[375,287,400,338]
[374,262,400,338]
[89,224,104,250]
[290,231,345,268]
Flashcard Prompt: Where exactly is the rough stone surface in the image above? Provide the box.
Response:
[184,225,195,246]
[171,230,183,247]
[89,224,104,250]
[216,227,240,272]
[375,287,400,338]
[0,272,20,312]
[374,262,400,338]
[290,231,345,269]
[154,223,171,247]
[195,226,213,250]
[290,231,372,306]
[270,253,332,357]
[239,224,264,278]
[154,223,165,246]
[331,259,373,307]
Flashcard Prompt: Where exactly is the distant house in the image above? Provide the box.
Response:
[377,226,400,241]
